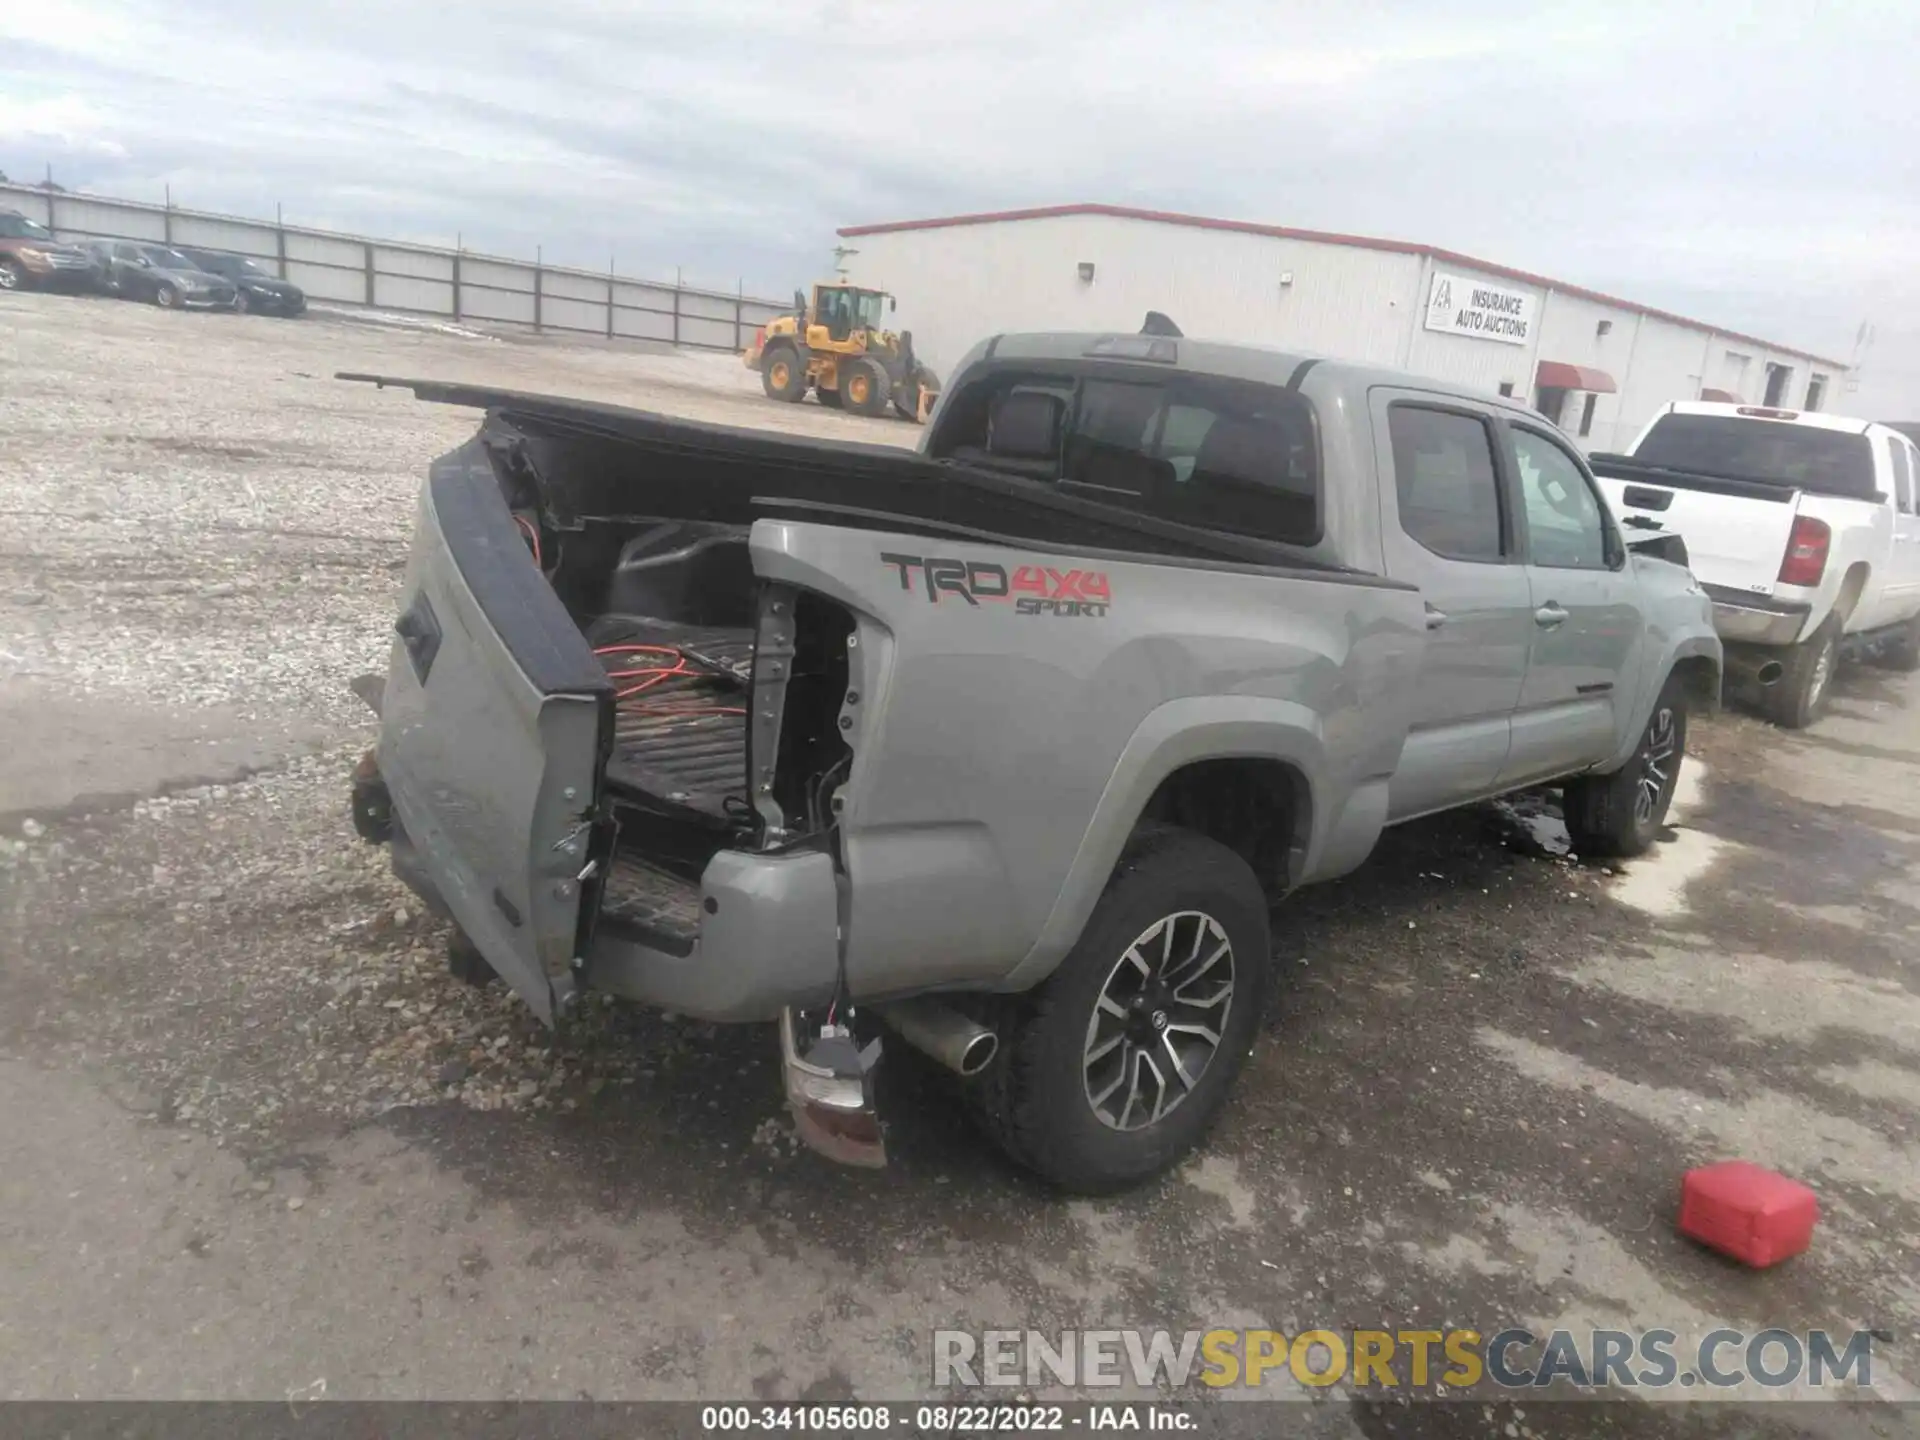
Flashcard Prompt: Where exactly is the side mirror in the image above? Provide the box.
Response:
[889,296,897,313]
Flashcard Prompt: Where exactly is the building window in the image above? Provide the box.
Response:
[1806,374,1827,412]
[1533,385,1569,425]
[1578,393,1598,439]
[1497,381,1515,398]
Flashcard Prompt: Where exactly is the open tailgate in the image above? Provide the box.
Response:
[377,444,611,1024]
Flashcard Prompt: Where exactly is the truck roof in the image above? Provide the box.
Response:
[980,329,1549,425]
[1659,400,1878,435]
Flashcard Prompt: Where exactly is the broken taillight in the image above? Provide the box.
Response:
[1778,515,1830,587]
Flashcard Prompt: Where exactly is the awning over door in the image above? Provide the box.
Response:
[1535,361,1618,393]
[1698,387,1744,402]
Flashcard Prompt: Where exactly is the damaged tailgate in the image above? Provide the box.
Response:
[377,442,611,1024]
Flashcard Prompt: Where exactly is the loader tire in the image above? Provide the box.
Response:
[892,364,939,421]
[843,358,890,417]
[964,829,1270,1194]
[1563,674,1687,858]
[760,345,808,403]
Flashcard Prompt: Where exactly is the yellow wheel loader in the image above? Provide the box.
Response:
[743,282,940,423]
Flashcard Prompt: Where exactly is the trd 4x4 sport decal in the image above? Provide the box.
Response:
[879,553,1112,617]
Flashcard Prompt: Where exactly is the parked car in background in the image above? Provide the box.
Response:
[174,248,306,316]
[0,211,100,292]
[1593,402,1920,727]
[80,240,235,310]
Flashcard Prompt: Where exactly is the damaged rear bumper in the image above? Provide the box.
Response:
[352,750,842,1023]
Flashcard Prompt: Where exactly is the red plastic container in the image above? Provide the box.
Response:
[1678,1162,1818,1268]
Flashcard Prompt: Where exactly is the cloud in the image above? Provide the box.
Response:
[2,0,1915,409]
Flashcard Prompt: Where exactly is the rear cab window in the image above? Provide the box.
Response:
[927,365,1322,548]
[1634,414,1878,500]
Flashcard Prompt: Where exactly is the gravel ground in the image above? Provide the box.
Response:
[1,290,1916,1435]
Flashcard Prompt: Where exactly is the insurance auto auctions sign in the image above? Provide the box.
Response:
[1424,271,1537,345]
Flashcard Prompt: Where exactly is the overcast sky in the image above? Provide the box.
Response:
[4,0,1915,410]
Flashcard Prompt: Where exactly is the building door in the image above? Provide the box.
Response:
[1533,385,1569,426]
[1805,374,1827,412]
[1763,363,1792,407]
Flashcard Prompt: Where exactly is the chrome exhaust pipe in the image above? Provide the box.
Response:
[872,997,998,1078]
[1724,652,1785,690]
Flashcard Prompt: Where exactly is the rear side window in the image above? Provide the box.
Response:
[1888,438,1914,515]
[1635,415,1877,499]
[1388,405,1505,561]
[932,369,1321,547]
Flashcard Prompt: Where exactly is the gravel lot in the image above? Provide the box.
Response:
[1,291,1916,1435]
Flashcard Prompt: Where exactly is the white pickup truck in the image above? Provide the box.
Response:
[1593,402,1920,727]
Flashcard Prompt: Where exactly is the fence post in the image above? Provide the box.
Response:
[451,233,462,320]
[275,204,287,280]
[672,266,682,348]
[363,242,375,307]
[533,245,543,333]
[163,183,173,244]
[735,279,745,352]
[606,256,615,340]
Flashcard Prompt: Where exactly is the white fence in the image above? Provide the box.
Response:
[1,183,790,353]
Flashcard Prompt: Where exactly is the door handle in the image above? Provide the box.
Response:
[1424,603,1448,630]
[1534,603,1569,628]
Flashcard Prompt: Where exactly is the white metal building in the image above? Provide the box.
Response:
[837,203,1848,453]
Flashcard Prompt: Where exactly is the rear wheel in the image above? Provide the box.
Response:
[1563,676,1687,857]
[0,260,21,291]
[153,283,180,309]
[843,358,891,417]
[1765,618,1839,728]
[965,829,1270,1194]
[231,289,251,314]
[760,345,808,402]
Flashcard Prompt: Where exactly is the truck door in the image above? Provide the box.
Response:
[1372,393,1533,821]
[1500,422,1645,784]
[1882,433,1920,622]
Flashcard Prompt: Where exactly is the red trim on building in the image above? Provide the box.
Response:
[1698,387,1744,402]
[1535,361,1617,394]
[836,203,1847,369]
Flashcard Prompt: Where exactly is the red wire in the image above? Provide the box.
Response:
[512,514,542,569]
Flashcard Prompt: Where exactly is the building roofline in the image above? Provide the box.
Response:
[836,202,1850,369]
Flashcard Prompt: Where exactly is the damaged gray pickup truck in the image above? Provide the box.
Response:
[345,328,1720,1193]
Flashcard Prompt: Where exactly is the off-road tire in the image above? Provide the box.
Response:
[843,357,891,417]
[1563,675,1688,858]
[1874,612,1920,673]
[1765,618,1839,728]
[0,260,22,292]
[964,829,1270,1194]
[153,283,180,310]
[760,344,807,402]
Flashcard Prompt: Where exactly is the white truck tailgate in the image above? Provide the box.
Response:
[1596,474,1795,599]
